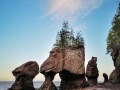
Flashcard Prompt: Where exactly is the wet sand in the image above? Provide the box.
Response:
[82,83,120,90]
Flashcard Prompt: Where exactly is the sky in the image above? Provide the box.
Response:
[0,0,120,81]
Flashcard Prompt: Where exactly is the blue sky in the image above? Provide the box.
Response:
[0,0,120,81]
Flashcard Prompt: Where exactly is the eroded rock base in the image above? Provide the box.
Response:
[39,72,58,90]
[59,70,89,90]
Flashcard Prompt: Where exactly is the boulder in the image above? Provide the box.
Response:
[103,73,109,84]
[86,57,99,85]
[8,61,39,90]
[40,47,88,90]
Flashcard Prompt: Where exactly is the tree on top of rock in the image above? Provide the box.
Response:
[107,3,120,54]
[74,32,84,49]
[54,21,84,49]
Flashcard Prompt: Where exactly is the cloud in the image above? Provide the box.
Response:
[45,0,104,20]
[74,23,87,32]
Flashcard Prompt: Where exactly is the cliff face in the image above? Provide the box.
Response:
[109,69,117,83]
[63,48,85,74]
[40,47,88,90]
[110,50,120,83]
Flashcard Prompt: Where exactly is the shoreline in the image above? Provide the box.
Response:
[1,81,120,90]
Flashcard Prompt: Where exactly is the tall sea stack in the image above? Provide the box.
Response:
[40,47,88,90]
[86,57,99,85]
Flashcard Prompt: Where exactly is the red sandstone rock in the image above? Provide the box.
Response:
[86,57,99,85]
[8,61,39,90]
[39,71,58,90]
[109,69,118,83]
[110,50,120,83]
[40,47,85,75]
[40,47,63,74]
[103,73,109,83]
[40,47,88,90]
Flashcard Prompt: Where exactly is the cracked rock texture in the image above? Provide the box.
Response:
[40,47,88,90]
[8,61,39,90]
[86,57,99,85]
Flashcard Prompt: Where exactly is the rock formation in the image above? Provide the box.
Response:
[111,50,120,83]
[109,69,118,83]
[39,48,63,90]
[59,47,88,90]
[103,73,109,84]
[39,71,57,90]
[40,47,88,90]
[8,61,39,90]
[86,57,99,85]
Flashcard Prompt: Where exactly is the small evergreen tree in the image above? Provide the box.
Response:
[68,28,74,47]
[54,21,70,49]
[74,32,84,48]
[54,21,84,49]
